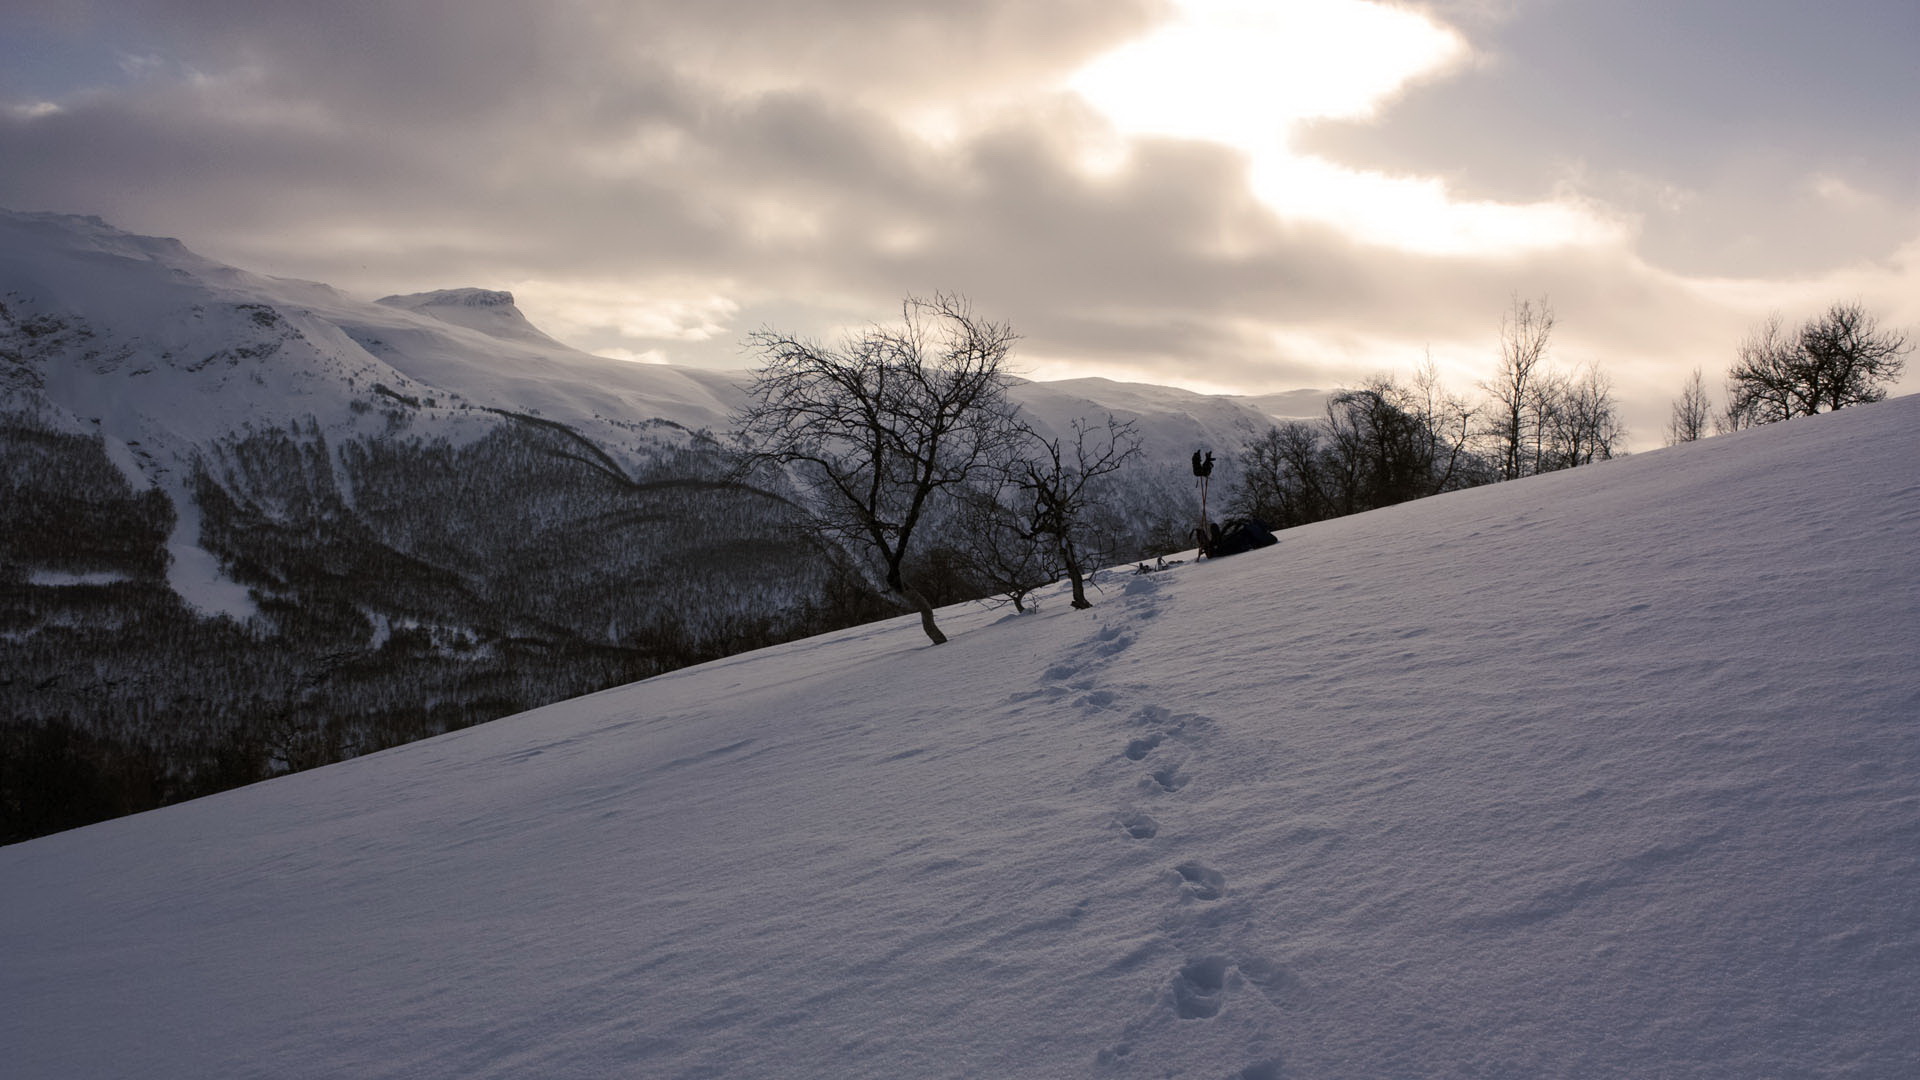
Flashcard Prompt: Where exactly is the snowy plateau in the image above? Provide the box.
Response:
[4,372,1918,1076]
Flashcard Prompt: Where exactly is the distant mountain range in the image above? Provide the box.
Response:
[0,208,1324,839]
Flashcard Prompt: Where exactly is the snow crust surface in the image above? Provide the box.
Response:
[4,358,1919,1073]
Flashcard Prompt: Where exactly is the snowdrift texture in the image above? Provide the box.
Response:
[5,395,1918,1078]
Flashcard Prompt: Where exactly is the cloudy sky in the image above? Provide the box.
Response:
[4,0,1916,444]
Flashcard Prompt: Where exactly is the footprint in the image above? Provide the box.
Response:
[1171,955,1230,1019]
[1129,705,1202,740]
[1147,764,1189,792]
[1006,686,1072,705]
[1042,660,1083,682]
[1124,733,1165,760]
[1236,1060,1283,1080]
[1237,956,1303,1004]
[1118,811,1160,839]
[1132,704,1171,726]
[1174,862,1226,901]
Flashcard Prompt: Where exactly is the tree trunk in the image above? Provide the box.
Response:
[1063,542,1091,609]
[897,581,948,644]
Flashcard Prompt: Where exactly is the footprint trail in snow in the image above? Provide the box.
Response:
[1031,568,1296,1076]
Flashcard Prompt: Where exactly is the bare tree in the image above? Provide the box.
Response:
[1409,355,1481,493]
[951,481,1053,613]
[1016,416,1141,609]
[1715,378,1763,435]
[955,415,1141,611]
[1229,368,1490,530]
[1725,312,1802,426]
[1544,362,1626,467]
[1795,301,1910,412]
[1483,295,1556,480]
[732,294,1022,645]
[1727,302,1911,424]
[1323,382,1435,512]
[1229,419,1324,529]
[1474,298,1625,474]
[1666,367,1712,444]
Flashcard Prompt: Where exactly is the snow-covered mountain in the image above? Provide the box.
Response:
[2,211,865,825]
[376,287,579,349]
[5,391,1915,1078]
[1,209,1304,568]
[0,208,1318,840]
[0,209,1304,608]
[0,209,746,614]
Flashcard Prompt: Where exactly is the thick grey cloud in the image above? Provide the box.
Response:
[2,0,1914,447]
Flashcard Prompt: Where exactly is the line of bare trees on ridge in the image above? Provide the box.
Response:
[729,293,1641,643]
[1666,300,1910,444]
[1229,295,1627,532]
[730,289,1905,646]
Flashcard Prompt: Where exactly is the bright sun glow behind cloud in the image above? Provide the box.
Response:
[1069,0,1625,255]
[1071,0,1460,139]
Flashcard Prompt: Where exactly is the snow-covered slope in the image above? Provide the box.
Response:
[0,208,1304,606]
[0,209,740,452]
[1015,376,1322,431]
[6,395,1916,1078]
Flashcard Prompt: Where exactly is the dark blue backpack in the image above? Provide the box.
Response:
[1207,518,1278,557]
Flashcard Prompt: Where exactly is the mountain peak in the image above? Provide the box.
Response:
[376,287,567,348]
[0,206,198,267]
[378,287,517,310]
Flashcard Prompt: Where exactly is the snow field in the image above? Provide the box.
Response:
[3,394,1918,1078]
